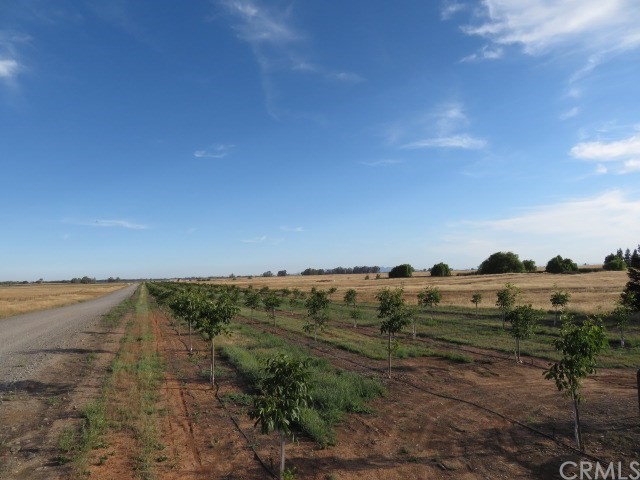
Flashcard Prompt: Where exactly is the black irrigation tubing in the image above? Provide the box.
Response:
[241,314,610,466]
[213,383,277,479]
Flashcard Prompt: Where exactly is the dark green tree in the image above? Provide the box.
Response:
[243,288,261,318]
[622,268,640,310]
[388,264,414,278]
[544,316,608,451]
[430,262,451,277]
[376,288,413,378]
[249,354,311,480]
[343,288,359,327]
[603,254,627,271]
[545,255,578,274]
[522,260,537,273]
[609,301,632,347]
[478,252,525,274]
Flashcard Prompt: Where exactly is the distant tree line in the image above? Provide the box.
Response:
[301,266,381,276]
[604,246,640,271]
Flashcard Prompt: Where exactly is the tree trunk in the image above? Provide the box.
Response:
[279,431,286,480]
[314,321,317,342]
[515,338,520,363]
[620,328,625,348]
[475,303,478,316]
[573,396,583,451]
[387,331,392,378]
[273,308,276,327]
[412,319,416,339]
[188,320,192,352]
[210,336,215,389]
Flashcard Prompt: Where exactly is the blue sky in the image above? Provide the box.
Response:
[2,1,640,280]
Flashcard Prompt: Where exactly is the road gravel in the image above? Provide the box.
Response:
[0,284,138,385]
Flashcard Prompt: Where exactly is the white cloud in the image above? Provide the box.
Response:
[620,159,640,174]
[571,134,640,161]
[559,107,579,120]
[403,134,487,150]
[280,226,304,232]
[360,159,403,167]
[66,219,149,230]
[462,0,640,55]
[435,190,640,265]
[194,144,235,159]
[0,59,19,80]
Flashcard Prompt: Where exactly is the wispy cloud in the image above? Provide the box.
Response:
[390,102,487,151]
[0,59,19,80]
[193,144,235,159]
[65,219,149,230]
[441,1,466,20]
[571,132,640,174]
[360,159,403,167]
[217,0,362,118]
[460,44,503,62]
[559,107,579,120]
[241,235,267,243]
[403,134,487,150]
[280,226,304,232]
[0,31,28,87]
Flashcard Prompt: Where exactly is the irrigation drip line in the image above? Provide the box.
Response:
[242,315,610,466]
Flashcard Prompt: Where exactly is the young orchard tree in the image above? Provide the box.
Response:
[249,354,311,480]
[507,305,542,363]
[496,283,520,329]
[243,288,261,319]
[304,289,330,342]
[376,288,413,378]
[609,301,632,347]
[170,290,200,352]
[327,286,338,299]
[544,316,608,451]
[550,288,571,326]
[289,288,303,308]
[343,288,360,327]
[416,286,441,338]
[263,291,283,327]
[196,292,240,389]
[471,293,482,316]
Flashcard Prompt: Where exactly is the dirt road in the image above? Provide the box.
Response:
[0,283,138,479]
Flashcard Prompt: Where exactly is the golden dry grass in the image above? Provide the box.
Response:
[210,270,628,313]
[0,283,130,319]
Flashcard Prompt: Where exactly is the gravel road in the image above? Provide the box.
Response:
[0,283,138,386]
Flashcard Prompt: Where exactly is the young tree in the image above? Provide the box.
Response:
[327,286,338,299]
[544,316,608,451]
[249,354,311,480]
[343,288,359,327]
[507,305,541,363]
[263,291,282,327]
[496,283,520,328]
[289,288,304,308]
[471,292,482,316]
[376,288,413,378]
[243,288,261,319]
[609,301,632,347]
[550,288,571,326]
[304,289,330,342]
[430,262,451,277]
[522,260,537,273]
[196,293,240,389]
[170,290,199,352]
[416,286,441,338]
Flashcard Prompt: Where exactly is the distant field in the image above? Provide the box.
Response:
[0,283,130,318]
[210,270,628,313]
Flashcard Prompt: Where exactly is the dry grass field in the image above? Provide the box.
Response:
[211,269,628,313]
[0,283,130,319]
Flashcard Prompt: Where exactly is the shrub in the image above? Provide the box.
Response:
[478,252,524,275]
[388,264,414,278]
[545,255,578,274]
[603,255,627,271]
[430,262,451,277]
